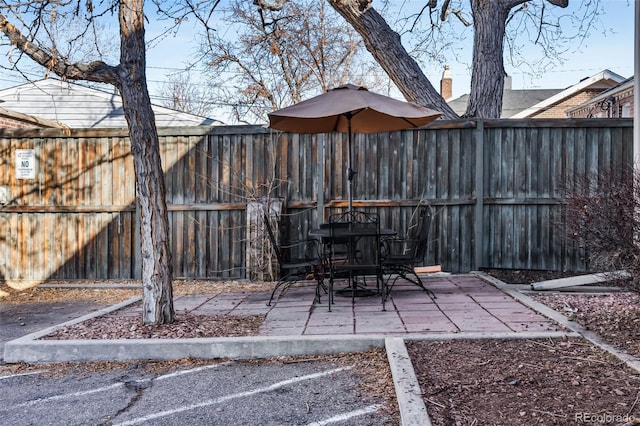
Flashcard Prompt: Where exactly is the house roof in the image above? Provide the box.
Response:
[0,79,219,128]
[566,76,635,115]
[447,69,627,118]
[0,106,69,129]
[510,69,626,118]
[448,89,562,118]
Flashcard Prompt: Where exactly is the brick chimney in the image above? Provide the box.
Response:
[440,65,452,100]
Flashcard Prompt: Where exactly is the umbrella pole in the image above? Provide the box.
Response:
[347,117,354,212]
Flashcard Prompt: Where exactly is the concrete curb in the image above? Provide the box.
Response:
[4,329,578,364]
[4,334,386,363]
[386,338,431,426]
[21,296,143,340]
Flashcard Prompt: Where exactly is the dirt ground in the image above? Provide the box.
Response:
[2,272,640,425]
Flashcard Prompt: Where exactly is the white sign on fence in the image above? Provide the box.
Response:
[15,149,36,179]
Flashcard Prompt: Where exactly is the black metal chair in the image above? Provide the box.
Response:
[327,210,384,310]
[263,214,325,306]
[382,206,436,300]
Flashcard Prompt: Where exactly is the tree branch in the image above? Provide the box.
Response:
[253,0,287,12]
[440,0,451,21]
[0,12,119,85]
[328,0,457,118]
[450,9,472,26]
[546,0,568,7]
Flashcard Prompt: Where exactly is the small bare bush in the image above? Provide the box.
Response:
[563,164,640,290]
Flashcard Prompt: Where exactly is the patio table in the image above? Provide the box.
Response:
[309,225,396,308]
[308,226,396,240]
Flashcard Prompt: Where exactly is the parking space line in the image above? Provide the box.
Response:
[305,404,382,425]
[113,366,353,426]
[5,382,125,409]
[2,363,228,410]
[0,370,47,380]
[153,363,230,381]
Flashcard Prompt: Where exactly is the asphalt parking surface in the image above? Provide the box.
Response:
[1,300,398,425]
[0,358,394,425]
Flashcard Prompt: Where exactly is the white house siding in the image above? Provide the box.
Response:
[0,79,218,128]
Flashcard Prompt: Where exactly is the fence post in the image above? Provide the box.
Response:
[246,198,283,281]
[473,120,484,271]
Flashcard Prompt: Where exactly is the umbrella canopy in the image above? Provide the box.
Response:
[268,84,441,134]
[267,84,442,210]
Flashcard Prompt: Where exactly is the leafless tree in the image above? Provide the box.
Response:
[0,0,220,324]
[158,71,216,118]
[200,0,371,124]
[327,0,458,119]
[328,0,602,119]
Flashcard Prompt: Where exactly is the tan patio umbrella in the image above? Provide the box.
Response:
[267,84,442,210]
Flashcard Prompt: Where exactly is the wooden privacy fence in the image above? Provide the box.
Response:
[0,119,633,284]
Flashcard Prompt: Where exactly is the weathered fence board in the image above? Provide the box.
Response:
[0,119,633,284]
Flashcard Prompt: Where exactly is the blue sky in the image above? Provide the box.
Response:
[0,1,634,117]
[380,0,635,97]
[434,0,634,96]
[143,0,635,110]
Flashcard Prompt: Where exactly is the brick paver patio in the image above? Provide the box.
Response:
[175,274,562,336]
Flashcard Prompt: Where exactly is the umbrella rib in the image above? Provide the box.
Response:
[400,117,422,128]
[345,108,367,121]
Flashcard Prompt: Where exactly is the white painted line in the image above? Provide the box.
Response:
[0,370,47,380]
[1,363,227,410]
[153,363,229,381]
[5,382,125,409]
[305,404,382,425]
[112,366,353,426]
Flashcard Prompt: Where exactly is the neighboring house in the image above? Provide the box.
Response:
[443,69,627,119]
[567,76,635,118]
[0,78,219,128]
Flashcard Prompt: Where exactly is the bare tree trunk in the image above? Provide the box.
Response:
[327,0,458,119]
[0,0,175,325]
[465,0,516,118]
[119,0,174,324]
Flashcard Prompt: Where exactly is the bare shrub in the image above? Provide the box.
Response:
[562,164,640,290]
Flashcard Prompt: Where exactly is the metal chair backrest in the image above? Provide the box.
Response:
[412,207,433,262]
[263,213,285,265]
[328,210,381,265]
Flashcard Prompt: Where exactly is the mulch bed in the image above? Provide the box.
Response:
[408,338,640,425]
[405,269,640,425]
